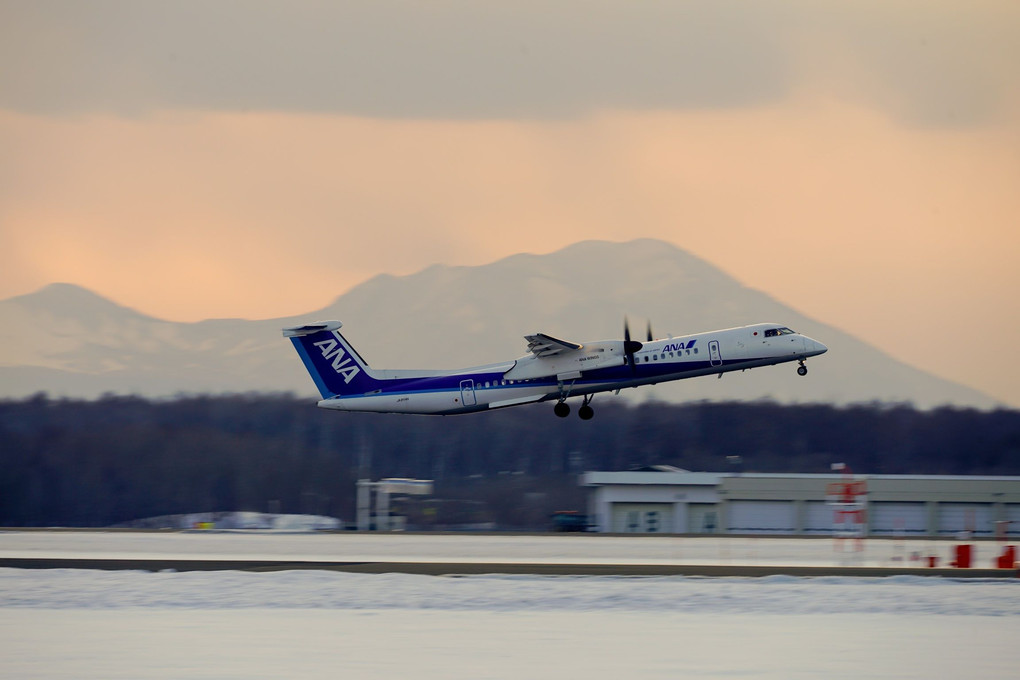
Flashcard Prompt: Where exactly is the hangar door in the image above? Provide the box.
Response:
[726,501,796,534]
[1006,505,1020,536]
[870,502,927,535]
[688,503,720,534]
[611,503,674,533]
[804,501,839,534]
[938,503,995,536]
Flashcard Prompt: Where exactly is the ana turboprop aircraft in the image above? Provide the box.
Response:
[283,319,827,419]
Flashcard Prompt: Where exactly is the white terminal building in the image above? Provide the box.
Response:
[581,467,1020,537]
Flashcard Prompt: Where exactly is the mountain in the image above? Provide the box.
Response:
[0,240,1001,408]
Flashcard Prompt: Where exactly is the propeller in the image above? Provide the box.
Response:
[646,321,654,342]
[623,317,643,371]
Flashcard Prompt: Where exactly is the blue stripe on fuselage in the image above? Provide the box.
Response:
[318,356,738,404]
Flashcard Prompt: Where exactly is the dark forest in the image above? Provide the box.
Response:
[2,394,1018,528]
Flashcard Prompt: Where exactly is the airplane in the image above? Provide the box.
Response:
[283,319,827,419]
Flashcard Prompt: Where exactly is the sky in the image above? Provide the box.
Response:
[1,1,1018,406]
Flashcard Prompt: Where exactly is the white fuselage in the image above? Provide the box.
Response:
[313,323,827,415]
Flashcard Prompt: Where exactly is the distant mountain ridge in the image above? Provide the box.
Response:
[0,239,1001,408]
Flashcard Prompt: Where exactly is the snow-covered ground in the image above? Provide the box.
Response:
[1,533,1018,679]
[1,570,1018,680]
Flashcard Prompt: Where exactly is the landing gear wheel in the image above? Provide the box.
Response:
[797,363,808,376]
[578,404,594,420]
[554,402,570,418]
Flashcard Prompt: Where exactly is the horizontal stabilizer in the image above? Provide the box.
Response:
[282,321,343,338]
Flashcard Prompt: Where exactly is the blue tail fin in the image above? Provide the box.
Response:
[282,321,382,398]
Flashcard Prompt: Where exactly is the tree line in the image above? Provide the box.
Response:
[1,393,1018,528]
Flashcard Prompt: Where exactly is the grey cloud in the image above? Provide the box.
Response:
[803,2,1020,128]
[1,1,1016,126]
[0,1,791,117]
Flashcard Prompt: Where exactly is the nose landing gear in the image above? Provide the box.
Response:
[797,360,808,376]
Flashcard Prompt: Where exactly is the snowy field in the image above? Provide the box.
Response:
[1,533,1018,679]
[1,569,1018,680]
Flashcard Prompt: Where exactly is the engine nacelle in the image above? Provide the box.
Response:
[504,341,627,381]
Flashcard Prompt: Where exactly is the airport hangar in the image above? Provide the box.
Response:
[581,467,1020,536]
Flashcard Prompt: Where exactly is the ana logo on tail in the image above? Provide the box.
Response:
[313,334,362,384]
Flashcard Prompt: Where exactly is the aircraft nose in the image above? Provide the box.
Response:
[804,337,827,356]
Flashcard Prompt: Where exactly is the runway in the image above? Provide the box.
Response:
[1,530,1015,577]
[4,533,1018,678]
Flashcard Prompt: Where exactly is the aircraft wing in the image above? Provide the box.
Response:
[525,333,583,358]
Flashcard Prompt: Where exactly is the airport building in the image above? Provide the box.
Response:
[581,467,1020,537]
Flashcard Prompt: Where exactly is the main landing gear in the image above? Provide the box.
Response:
[579,395,594,420]
[554,395,595,420]
[797,360,808,376]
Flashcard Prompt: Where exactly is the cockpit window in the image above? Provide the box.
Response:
[764,327,796,337]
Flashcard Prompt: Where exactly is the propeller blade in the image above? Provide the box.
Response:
[623,317,643,370]
[646,321,654,342]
